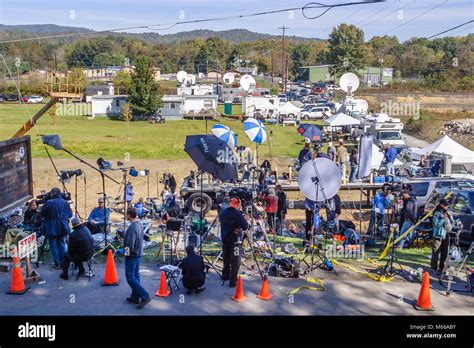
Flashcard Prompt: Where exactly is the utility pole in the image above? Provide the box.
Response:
[271,40,274,87]
[378,57,384,88]
[279,26,289,93]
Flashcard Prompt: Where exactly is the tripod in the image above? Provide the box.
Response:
[378,224,409,280]
[439,241,473,295]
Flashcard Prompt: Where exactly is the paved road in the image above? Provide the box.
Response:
[1,261,472,315]
[402,133,429,148]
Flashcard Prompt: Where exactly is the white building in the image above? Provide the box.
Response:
[242,96,279,118]
[159,94,218,120]
[85,84,114,103]
[91,95,127,117]
[177,84,215,96]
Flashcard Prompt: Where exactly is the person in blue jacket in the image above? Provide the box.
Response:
[383,144,398,180]
[87,197,110,234]
[367,188,392,238]
[40,188,72,269]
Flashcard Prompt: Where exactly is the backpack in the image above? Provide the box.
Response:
[269,257,300,278]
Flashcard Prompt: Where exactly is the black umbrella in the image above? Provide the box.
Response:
[184,134,238,182]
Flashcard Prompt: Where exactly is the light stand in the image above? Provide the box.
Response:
[60,149,120,258]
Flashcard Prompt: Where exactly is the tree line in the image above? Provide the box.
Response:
[1,24,473,93]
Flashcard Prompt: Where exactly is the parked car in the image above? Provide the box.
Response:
[27,95,44,103]
[22,96,30,102]
[7,94,19,101]
[299,89,310,96]
[0,94,5,102]
[424,187,474,246]
[400,177,474,215]
[312,86,323,94]
[300,106,331,120]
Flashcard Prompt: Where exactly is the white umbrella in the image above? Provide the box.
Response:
[211,124,237,149]
[243,118,267,144]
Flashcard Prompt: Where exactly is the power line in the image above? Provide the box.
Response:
[381,0,448,35]
[360,0,415,29]
[426,20,474,39]
[0,1,384,45]
[354,1,393,26]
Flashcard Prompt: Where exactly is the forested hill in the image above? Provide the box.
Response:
[0,24,313,44]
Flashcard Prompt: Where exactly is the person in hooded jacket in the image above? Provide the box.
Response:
[59,217,94,280]
[218,197,249,288]
[40,188,72,269]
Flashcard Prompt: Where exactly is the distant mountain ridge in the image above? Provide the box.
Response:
[0,24,316,43]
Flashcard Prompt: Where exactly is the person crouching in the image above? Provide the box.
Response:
[178,245,206,294]
[59,217,94,280]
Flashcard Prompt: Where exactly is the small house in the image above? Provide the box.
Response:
[159,94,218,120]
[91,95,127,117]
[85,84,114,102]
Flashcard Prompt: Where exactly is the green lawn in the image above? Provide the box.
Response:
[0,102,316,160]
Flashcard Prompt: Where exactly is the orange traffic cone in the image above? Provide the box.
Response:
[6,248,30,295]
[414,271,434,311]
[102,249,119,286]
[231,275,245,302]
[155,271,171,297]
[257,274,272,300]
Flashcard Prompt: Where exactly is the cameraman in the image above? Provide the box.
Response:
[219,197,249,288]
[431,199,453,275]
[40,188,72,269]
[87,197,110,234]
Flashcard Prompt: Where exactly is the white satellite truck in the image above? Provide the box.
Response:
[362,113,405,146]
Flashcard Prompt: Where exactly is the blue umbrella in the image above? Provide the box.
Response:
[297,124,323,142]
[243,118,267,144]
[211,124,237,149]
[184,134,238,182]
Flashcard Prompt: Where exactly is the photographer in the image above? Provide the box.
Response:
[431,199,453,275]
[367,188,391,238]
[125,181,134,209]
[383,144,397,180]
[167,173,177,194]
[219,197,249,288]
[40,188,72,269]
[396,190,418,248]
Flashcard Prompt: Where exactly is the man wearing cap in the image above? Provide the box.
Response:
[431,199,453,275]
[219,197,249,288]
[298,142,313,167]
[87,197,110,234]
[59,217,94,280]
[396,189,418,248]
[178,245,206,294]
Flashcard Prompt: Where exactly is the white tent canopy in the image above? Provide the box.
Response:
[278,102,301,115]
[411,135,474,164]
[325,113,361,127]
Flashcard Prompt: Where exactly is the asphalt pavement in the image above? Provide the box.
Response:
[0,260,472,316]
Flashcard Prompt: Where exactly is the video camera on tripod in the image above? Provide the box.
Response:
[36,189,71,205]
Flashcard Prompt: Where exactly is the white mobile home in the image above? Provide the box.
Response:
[91,95,127,117]
[159,94,218,120]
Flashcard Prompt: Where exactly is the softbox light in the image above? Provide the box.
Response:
[357,134,373,179]
[42,134,63,151]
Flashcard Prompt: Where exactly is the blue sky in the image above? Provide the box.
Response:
[0,0,472,41]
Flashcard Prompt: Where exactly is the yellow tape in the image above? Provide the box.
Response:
[331,258,394,282]
[283,276,325,295]
[377,191,453,260]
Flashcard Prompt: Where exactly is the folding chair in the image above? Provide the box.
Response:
[160,264,182,293]
[70,259,95,282]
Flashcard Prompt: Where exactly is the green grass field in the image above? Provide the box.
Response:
[0,102,324,160]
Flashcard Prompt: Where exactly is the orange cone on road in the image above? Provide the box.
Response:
[231,276,245,302]
[257,274,272,300]
[414,271,434,311]
[6,248,30,295]
[155,271,171,297]
[102,249,119,286]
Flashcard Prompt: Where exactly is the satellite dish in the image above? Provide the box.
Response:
[339,73,360,94]
[177,70,188,83]
[240,74,256,92]
[298,158,342,202]
[223,72,236,85]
